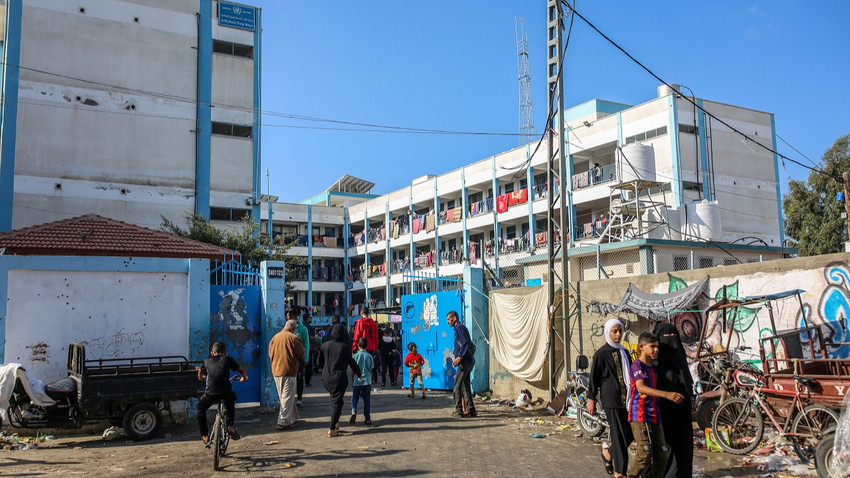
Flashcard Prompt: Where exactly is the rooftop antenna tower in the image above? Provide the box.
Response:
[516,17,534,145]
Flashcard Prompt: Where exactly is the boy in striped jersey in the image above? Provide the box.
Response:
[627,332,684,478]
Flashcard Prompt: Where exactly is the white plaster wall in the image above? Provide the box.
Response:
[6,269,190,383]
[212,54,254,112]
[210,136,253,193]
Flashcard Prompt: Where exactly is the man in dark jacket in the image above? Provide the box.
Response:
[448,310,476,418]
[377,327,398,386]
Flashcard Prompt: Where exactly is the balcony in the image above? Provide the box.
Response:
[571,163,616,191]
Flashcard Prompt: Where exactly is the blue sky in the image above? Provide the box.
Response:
[251,1,850,204]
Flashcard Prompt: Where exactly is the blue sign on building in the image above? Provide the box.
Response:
[218,2,255,31]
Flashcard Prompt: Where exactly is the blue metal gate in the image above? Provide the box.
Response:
[400,275,464,390]
[210,260,262,402]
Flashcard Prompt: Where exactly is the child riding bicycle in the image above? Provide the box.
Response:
[197,342,248,444]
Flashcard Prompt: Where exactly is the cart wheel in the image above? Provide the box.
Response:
[696,397,720,431]
[712,397,764,455]
[791,405,839,464]
[122,402,163,441]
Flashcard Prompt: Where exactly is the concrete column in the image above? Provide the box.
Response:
[260,260,286,406]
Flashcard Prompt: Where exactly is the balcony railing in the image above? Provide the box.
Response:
[571,163,616,190]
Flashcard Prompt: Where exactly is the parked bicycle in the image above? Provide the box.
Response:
[712,374,838,463]
[207,376,241,471]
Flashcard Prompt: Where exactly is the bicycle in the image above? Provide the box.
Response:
[711,374,838,463]
[206,376,240,471]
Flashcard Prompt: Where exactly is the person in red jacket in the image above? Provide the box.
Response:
[352,306,379,379]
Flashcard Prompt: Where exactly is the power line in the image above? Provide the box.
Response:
[558,2,839,182]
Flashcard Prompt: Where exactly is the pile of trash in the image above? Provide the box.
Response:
[479,390,545,412]
[0,432,51,451]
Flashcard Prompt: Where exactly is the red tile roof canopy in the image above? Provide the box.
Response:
[0,214,239,261]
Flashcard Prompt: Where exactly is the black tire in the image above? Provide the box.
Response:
[696,397,720,431]
[121,402,163,441]
[791,405,839,464]
[578,410,604,437]
[712,397,764,455]
[212,414,223,471]
[815,432,836,478]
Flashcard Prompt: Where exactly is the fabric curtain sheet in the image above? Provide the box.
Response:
[589,277,709,322]
[490,286,550,381]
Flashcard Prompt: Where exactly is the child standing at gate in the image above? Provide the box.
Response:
[404,342,426,399]
[627,332,684,478]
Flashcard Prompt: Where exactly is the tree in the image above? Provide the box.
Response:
[783,134,850,256]
[161,213,307,291]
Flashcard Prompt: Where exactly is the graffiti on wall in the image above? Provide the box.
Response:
[654,261,850,363]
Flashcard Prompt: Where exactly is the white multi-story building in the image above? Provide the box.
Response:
[0,0,262,231]
[265,86,791,320]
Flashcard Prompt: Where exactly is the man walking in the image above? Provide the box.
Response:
[448,310,477,418]
[352,306,380,379]
[269,316,305,430]
[295,311,310,406]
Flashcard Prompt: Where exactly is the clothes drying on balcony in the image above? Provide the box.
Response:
[496,194,509,213]
[425,214,435,232]
[508,188,528,206]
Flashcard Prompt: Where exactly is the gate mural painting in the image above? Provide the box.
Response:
[651,260,850,364]
[400,290,464,390]
[211,285,261,402]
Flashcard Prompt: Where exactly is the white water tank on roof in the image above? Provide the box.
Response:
[617,144,656,183]
[684,200,722,242]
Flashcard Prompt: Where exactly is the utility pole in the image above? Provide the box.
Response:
[546,0,570,401]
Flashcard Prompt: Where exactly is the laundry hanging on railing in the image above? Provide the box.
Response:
[496,194,509,213]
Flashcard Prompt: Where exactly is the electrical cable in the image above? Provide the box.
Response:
[558,2,839,182]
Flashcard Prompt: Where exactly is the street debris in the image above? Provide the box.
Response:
[262,440,280,446]
[0,432,51,451]
[102,426,124,440]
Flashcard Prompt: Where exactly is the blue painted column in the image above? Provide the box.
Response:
[771,114,785,245]
[525,144,535,246]
[408,188,415,291]
[343,207,351,314]
[616,112,624,146]
[260,260,286,406]
[696,99,711,200]
[491,157,501,276]
[250,6,262,221]
[363,213,370,305]
[463,265,488,395]
[385,203,392,304]
[195,0,212,220]
[0,0,22,232]
[668,94,683,206]
[461,168,470,260]
[188,258,211,364]
[432,178,440,280]
[307,205,313,311]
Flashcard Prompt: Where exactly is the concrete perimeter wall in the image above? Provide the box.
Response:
[490,252,850,399]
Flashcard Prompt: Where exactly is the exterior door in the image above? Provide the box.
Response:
[211,285,262,402]
[400,290,463,390]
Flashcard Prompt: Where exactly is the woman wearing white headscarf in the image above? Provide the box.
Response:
[588,318,633,477]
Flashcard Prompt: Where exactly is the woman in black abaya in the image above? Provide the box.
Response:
[652,321,694,478]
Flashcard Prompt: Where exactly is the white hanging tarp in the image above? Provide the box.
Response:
[490,286,550,381]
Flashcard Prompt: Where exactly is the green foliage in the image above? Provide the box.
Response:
[160,213,307,284]
[783,134,850,256]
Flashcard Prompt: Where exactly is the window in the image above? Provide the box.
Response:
[212,121,252,138]
[446,200,455,210]
[506,225,517,239]
[213,40,254,59]
[520,179,527,189]
[679,124,699,135]
[210,207,250,221]
[503,182,515,194]
[469,192,483,204]
[673,256,689,271]
[724,258,737,266]
[625,125,667,144]
[699,257,714,269]
[325,227,336,237]
[521,222,529,236]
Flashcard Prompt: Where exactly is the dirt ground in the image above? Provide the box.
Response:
[0,386,819,477]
